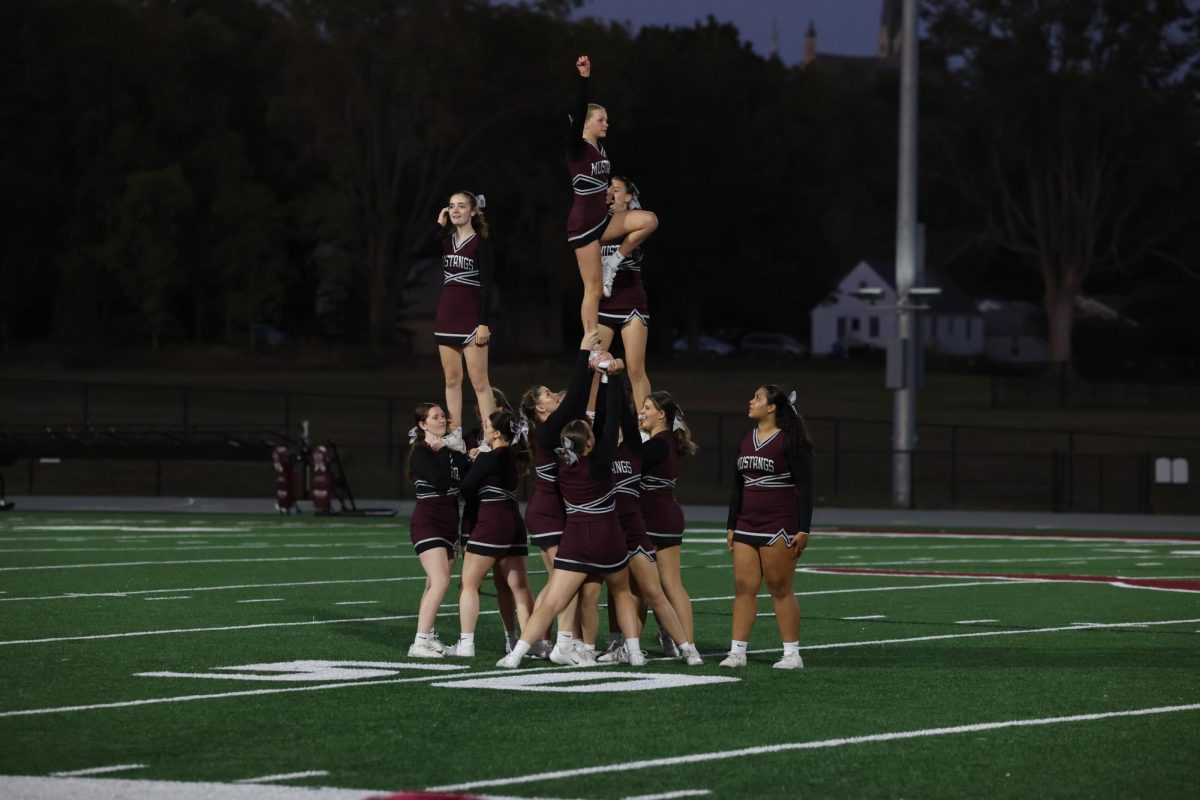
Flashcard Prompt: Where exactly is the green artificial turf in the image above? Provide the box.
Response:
[1,512,1198,798]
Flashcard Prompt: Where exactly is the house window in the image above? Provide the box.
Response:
[869,317,880,338]
[837,317,846,338]
[851,318,861,332]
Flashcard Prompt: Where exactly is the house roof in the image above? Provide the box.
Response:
[857,260,978,314]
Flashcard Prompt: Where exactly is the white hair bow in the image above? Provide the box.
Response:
[671,409,687,433]
[475,193,486,209]
[408,426,421,444]
[512,415,531,444]
[787,390,798,413]
[555,436,580,466]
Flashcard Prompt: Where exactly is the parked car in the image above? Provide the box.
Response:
[739,331,809,357]
[672,335,735,357]
[250,323,289,348]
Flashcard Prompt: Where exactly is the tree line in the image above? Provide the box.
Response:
[2,0,1197,373]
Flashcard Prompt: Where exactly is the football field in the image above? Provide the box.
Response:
[1,511,1198,799]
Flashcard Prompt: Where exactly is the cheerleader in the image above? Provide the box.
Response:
[589,384,703,665]
[567,55,658,337]
[406,403,470,658]
[518,346,602,665]
[721,385,814,670]
[638,391,699,655]
[497,344,643,669]
[447,410,534,657]
[463,387,521,651]
[412,191,496,452]
[597,176,652,408]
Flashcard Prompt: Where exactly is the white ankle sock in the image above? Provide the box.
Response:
[678,641,693,652]
[459,633,475,645]
[783,641,799,656]
[625,637,640,654]
[556,631,574,648]
[511,640,531,659]
[415,631,431,643]
[731,640,748,655]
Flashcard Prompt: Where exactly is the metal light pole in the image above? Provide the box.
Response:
[892,0,920,508]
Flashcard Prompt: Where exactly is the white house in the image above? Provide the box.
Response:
[811,260,985,358]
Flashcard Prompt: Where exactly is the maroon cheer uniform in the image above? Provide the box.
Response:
[409,443,470,554]
[639,431,686,548]
[545,360,629,574]
[595,378,656,562]
[727,428,815,547]
[525,440,566,550]
[413,223,493,347]
[598,238,649,329]
[566,75,612,249]
[526,349,593,550]
[460,447,527,558]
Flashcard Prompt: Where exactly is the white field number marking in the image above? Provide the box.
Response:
[137,660,466,682]
[432,670,739,693]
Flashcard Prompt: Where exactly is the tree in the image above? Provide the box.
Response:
[925,0,1200,367]
[275,0,545,349]
[103,164,195,348]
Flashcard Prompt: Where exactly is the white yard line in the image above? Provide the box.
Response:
[0,609,500,647]
[1,581,1030,647]
[50,764,146,777]
[755,617,1200,655]
[0,576,423,603]
[426,702,1200,792]
[685,530,1197,545]
[235,599,285,604]
[0,555,413,572]
[144,596,191,602]
[0,664,561,719]
[796,554,1191,569]
[954,619,998,624]
[13,526,243,532]
[0,775,378,799]
[0,530,391,542]
[0,615,416,646]
[234,771,329,784]
[4,618,1198,720]
[841,615,886,620]
[623,792,711,800]
[333,601,379,606]
[0,543,400,554]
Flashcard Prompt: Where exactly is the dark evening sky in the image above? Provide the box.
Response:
[563,0,890,65]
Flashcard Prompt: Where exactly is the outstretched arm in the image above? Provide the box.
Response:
[589,373,624,477]
[566,55,591,161]
[538,332,600,449]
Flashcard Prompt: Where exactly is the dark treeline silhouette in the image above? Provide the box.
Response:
[2,0,1197,374]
